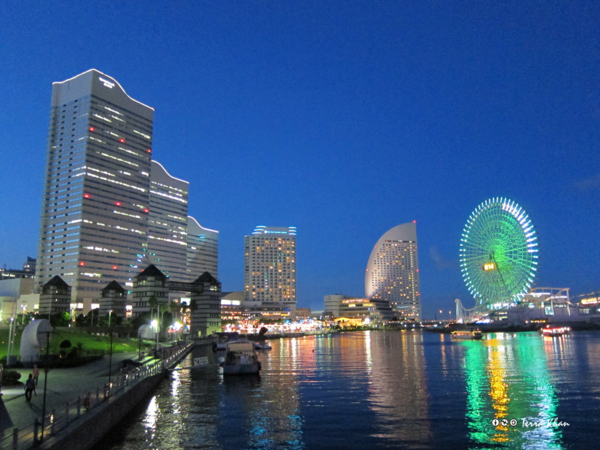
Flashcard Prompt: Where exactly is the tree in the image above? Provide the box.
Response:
[50,311,71,327]
[159,303,169,330]
[148,296,158,322]
[169,301,180,323]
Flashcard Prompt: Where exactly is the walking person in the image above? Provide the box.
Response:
[32,364,40,386]
[24,374,35,403]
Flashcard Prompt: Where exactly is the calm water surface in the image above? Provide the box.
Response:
[98,330,600,449]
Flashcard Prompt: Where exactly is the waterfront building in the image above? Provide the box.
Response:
[39,275,71,316]
[35,69,219,311]
[337,297,394,324]
[132,264,169,318]
[221,291,244,322]
[190,272,222,337]
[365,222,421,320]
[244,226,297,316]
[296,308,311,318]
[324,294,344,317]
[98,280,127,319]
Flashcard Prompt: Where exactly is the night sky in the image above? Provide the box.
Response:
[1,1,599,318]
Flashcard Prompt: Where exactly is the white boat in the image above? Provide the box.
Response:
[540,326,571,337]
[220,341,261,375]
[451,330,483,340]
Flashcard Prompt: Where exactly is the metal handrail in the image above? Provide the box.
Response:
[0,342,192,450]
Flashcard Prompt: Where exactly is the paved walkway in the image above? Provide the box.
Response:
[0,352,141,434]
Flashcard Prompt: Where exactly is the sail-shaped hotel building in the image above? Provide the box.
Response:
[365,222,421,320]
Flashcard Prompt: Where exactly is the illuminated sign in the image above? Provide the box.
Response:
[99,77,115,88]
[483,262,496,271]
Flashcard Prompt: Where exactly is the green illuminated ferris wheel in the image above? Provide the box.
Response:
[459,198,539,309]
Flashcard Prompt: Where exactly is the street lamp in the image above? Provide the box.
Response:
[40,330,52,442]
[151,319,159,352]
[108,309,113,327]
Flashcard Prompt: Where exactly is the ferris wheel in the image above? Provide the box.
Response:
[459,198,539,308]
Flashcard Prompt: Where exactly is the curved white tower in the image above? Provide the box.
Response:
[365,222,421,320]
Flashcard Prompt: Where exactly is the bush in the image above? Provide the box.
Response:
[3,370,21,385]
[59,340,72,349]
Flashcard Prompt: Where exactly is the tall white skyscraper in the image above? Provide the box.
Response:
[186,217,219,279]
[147,160,189,281]
[244,226,297,315]
[36,69,218,310]
[365,222,421,320]
[36,69,154,308]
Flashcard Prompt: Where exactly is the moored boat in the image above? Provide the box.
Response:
[451,330,483,340]
[213,332,240,351]
[220,340,261,375]
[254,341,272,350]
[540,326,571,337]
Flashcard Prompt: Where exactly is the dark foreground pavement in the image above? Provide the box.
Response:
[0,352,140,435]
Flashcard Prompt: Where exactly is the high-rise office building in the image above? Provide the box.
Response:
[244,226,297,315]
[186,217,219,279]
[365,222,421,320]
[147,160,189,281]
[36,69,218,310]
[36,69,154,308]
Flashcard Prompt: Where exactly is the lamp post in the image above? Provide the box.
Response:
[152,319,159,352]
[40,330,52,442]
[108,309,113,327]
[107,330,113,398]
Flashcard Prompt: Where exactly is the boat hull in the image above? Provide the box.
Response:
[451,331,483,340]
[222,362,261,375]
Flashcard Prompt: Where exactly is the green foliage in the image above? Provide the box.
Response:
[50,312,71,327]
[131,312,152,329]
[3,370,21,385]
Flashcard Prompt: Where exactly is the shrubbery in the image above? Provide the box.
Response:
[3,370,22,385]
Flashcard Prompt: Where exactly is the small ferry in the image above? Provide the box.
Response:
[451,330,483,340]
[220,341,261,375]
[540,326,571,337]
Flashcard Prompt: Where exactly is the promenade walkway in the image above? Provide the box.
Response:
[0,352,140,436]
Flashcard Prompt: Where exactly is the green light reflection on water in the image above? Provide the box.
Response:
[463,332,562,449]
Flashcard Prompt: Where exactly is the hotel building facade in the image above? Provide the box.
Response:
[365,222,421,320]
[36,69,218,311]
[244,226,297,317]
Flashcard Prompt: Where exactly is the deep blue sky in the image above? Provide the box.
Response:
[1,1,599,318]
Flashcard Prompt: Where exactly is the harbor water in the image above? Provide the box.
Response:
[97,330,600,449]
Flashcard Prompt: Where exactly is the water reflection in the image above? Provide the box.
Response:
[368,331,431,445]
[97,331,600,449]
[463,333,561,449]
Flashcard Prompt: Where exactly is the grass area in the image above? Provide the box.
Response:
[0,327,155,360]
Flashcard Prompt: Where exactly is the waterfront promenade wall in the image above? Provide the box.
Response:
[35,338,216,450]
[39,371,166,450]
